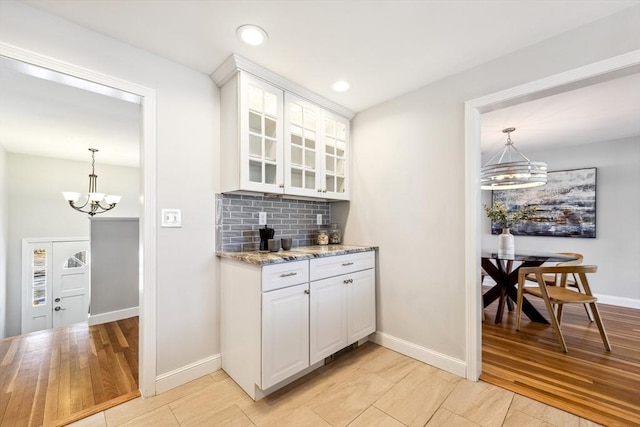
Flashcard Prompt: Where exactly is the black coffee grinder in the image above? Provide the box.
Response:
[259,225,274,251]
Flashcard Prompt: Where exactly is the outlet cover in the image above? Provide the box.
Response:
[316,214,322,225]
[161,209,182,227]
[259,212,267,225]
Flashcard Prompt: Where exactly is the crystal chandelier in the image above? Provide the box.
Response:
[62,148,121,216]
[481,127,547,190]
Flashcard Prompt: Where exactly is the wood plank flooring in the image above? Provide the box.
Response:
[0,317,139,427]
[481,288,640,427]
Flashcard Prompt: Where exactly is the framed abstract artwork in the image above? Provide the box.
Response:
[491,167,597,238]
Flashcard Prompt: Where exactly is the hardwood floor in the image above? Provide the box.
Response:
[481,289,640,427]
[0,317,139,427]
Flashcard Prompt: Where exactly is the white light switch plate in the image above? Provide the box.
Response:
[317,214,322,225]
[259,212,267,225]
[161,209,182,227]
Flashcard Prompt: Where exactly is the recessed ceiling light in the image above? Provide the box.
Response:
[331,80,351,92]
[237,24,268,46]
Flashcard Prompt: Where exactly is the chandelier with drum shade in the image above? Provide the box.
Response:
[481,127,547,190]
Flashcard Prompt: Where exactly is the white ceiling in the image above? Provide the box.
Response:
[17,0,639,113]
[481,72,640,155]
[1,0,639,165]
[0,56,141,167]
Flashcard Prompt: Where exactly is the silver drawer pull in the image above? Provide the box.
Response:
[280,272,297,277]
[342,262,354,266]
[343,278,353,284]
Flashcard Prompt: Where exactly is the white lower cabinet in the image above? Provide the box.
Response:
[220,250,375,400]
[309,276,348,365]
[262,282,309,389]
[310,268,375,365]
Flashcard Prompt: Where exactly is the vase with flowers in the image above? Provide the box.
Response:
[484,201,537,256]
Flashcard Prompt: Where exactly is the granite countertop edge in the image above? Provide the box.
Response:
[216,245,378,265]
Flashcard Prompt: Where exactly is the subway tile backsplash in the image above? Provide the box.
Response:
[216,193,331,252]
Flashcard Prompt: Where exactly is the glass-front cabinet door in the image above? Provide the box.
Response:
[285,94,322,197]
[240,74,284,193]
[322,112,349,200]
[284,94,350,200]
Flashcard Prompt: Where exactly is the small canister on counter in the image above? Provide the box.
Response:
[329,223,342,244]
[317,229,329,245]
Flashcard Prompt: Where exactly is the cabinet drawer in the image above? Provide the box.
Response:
[310,251,374,281]
[262,260,309,292]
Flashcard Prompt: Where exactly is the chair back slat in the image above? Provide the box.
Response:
[519,265,597,276]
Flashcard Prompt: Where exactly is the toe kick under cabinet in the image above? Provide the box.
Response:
[220,250,376,400]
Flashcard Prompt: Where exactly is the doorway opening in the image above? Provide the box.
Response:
[0,42,157,400]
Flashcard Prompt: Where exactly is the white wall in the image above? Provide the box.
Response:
[0,0,219,379]
[0,145,8,338]
[481,137,640,306]
[5,153,140,336]
[343,6,640,366]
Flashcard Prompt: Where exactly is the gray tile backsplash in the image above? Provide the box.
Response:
[216,193,331,252]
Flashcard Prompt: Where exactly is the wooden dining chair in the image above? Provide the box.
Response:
[525,252,594,322]
[516,265,611,353]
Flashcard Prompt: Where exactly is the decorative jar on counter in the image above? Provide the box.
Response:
[329,223,342,244]
[317,229,329,245]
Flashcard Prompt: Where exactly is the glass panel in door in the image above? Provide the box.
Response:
[324,117,347,195]
[289,101,318,191]
[248,83,279,185]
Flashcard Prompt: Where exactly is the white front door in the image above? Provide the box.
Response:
[22,238,90,334]
[52,240,91,328]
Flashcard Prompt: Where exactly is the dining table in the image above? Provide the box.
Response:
[481,250,578,324]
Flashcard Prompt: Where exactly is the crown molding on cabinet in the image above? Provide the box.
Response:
[211,54,355,120]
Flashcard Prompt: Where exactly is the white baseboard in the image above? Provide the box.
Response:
[483,280,640,310]
[155,354,221,395]
[595,294,640,309]
[372,331,466,378]
[88,307,139,326]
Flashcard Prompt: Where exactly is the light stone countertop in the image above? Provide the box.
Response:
[216,244,378,265]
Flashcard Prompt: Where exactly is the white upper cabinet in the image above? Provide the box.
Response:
[220,72,284,194]
[321,111,350,199]
[243,75,284,193]
[213,54,353,200]
[285,94,321,197]
[284,94,349,199]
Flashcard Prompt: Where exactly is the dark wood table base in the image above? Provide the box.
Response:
[482,257,550,325]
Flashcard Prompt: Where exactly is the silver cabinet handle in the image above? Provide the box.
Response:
[343,279,353,284]
[342,262,354,266]
[304,289,310,294]
[280,272,297,277]
[54,306,66,311]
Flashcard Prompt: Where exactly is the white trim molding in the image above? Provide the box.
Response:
[372,332,466,378]
[88,307,139,326]
[1,42,159,398]
[595,294,640,310]
[155,354,222,395]
[211,54,355,119]
[464,49,640,382]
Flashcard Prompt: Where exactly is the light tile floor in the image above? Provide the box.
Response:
[69,343,602,427]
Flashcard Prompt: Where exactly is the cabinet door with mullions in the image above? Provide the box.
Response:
[323,111,349,200]
[284,94,322,197]
[240,74,284,193]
